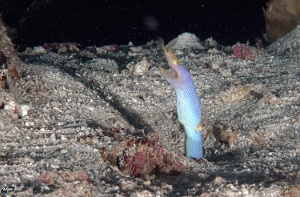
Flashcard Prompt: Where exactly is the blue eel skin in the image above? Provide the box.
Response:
[156,37,203,160]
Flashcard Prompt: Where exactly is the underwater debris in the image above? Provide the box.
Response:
[96,44,119,54]
[132,57,150,76]
[212,176,228,185]
[130,46,143,53]
[219,84,262,103]
[213,124,238,143]
[0,100,31,124]
[232,43,255,60]
[24,46,47,55]
[101,132,185,177]
[43,42,80,54]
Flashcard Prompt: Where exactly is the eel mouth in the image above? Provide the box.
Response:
[170,66,179,78]
[159,66,180,82]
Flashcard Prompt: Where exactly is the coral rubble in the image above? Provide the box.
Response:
[101,132,185,177]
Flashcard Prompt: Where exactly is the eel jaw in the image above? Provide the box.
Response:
[170,66,178,78]
[159,66,180,82]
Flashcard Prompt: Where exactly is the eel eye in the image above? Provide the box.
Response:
[174,59,179,65]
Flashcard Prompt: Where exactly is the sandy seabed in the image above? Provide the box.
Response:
[0,28,299,196]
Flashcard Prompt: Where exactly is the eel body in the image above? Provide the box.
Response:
[157,37,203,160]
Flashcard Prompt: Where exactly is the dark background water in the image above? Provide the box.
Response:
[1,0,268,50]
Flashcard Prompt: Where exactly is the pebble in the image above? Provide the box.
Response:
[119,179,136,191]
[20,105,31,117]
[60,135,68,141]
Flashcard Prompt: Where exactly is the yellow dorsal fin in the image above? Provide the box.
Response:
[196,124,202,132]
